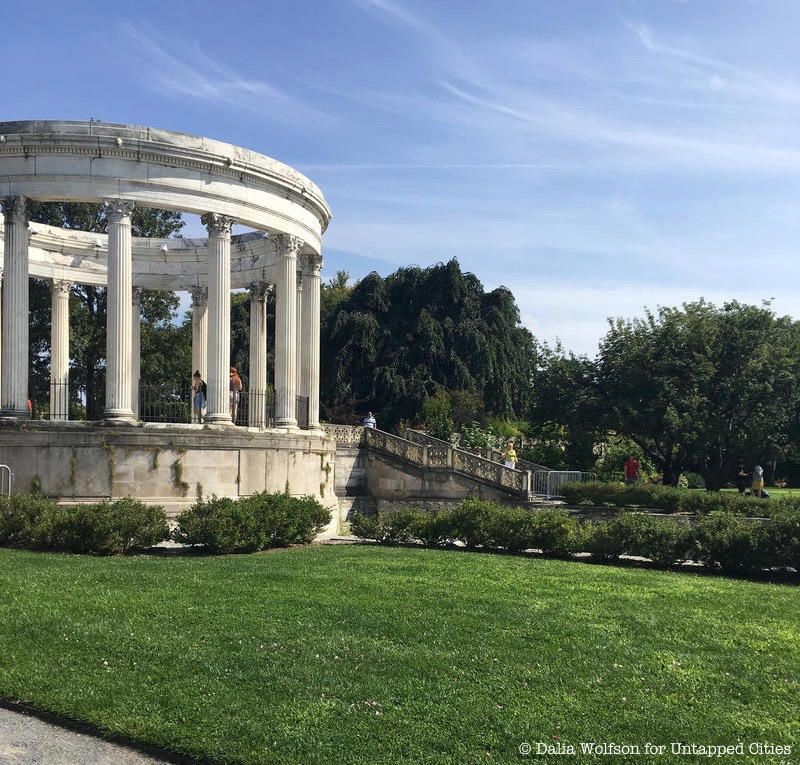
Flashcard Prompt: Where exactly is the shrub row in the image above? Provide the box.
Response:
[0,495,168,554]
[0,492,331,555]
[350,499,800,573]
[559,481,797,516]
[174,492,330,553]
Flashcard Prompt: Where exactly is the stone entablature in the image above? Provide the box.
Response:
[0,120,330,252]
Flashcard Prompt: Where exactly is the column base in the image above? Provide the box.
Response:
[104,408,137,425]
[0,408,30,420]
[205,414,235,425]
[275,418,299,431]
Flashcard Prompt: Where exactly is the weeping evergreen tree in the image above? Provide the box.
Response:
[321,259,535,428]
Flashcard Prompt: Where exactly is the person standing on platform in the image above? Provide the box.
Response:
[363,411,377,429]
[192,370,207,424]
[229,367,243,423]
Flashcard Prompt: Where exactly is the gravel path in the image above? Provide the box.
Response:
[0,707,171,765]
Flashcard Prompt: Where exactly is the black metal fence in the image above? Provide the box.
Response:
[33,380,309,429]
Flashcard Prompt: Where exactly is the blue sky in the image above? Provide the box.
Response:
[5,0,800,354]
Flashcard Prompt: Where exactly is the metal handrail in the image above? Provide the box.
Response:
[0,465,14,498]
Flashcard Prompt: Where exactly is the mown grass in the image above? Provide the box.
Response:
[0,546,797,765]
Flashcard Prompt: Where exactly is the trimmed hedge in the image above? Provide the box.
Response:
[0,495,168,554]
[174,492,330,553]
[350,499,798,574]
[559,481,797,517]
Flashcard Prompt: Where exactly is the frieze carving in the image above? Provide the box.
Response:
[201,213,236,237]
[103,198,135,222]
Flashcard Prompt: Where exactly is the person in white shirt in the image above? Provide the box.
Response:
[363,412,377,429]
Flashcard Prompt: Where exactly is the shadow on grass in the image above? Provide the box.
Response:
[348,539,800,585]
[0,698,222,765]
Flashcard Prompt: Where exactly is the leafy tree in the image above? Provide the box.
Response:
[26,202,185,417]
[598,300,800,487]
[320,259,536,429]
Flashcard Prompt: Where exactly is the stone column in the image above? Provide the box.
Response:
[202,213,235,424]
[49,280,71,421]
[190,286,208,423]
[1,196,30,418]
[301,254,323,430]
[295,268,303,398]
[248,282,270,428]
[274,234,302,428]
[103,199,136,422]
[0,270,3,403]
[131,287,143,420]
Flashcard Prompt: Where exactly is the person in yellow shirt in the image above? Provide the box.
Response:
[503,442,517,469]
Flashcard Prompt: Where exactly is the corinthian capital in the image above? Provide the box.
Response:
[304,253,323,275]
[248,282,272,302]
[189,286,208,307]
[103,198,135,223]
[1,196,28,223]
[51,279,72,295]
[201,213,236,237]
[275,233,304,259]
[132,286,144,304]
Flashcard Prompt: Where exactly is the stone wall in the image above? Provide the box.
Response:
[0,422,337,519]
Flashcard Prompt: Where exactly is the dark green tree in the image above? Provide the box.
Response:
[321,259,536,429]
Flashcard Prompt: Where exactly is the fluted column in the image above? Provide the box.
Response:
[131,287,143,420]
[190,286,208,423]
[103,199,136,422]
[295,269,303,398]
[248,282,270,428]
[274,234,301,428]
[301,254,322,430]
[202,213,235,424]
[50,280,71,421]
[1,197,30,418]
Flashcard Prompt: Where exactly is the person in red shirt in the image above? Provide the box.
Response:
[624,455,640,484]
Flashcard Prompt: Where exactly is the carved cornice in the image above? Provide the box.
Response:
[51,279,72,295]
[189,286,208,307]
[275,233,304,259]
[248,282,272,302]
[201,213,236,237]
[103,198,135,223]
[1,195,28,223]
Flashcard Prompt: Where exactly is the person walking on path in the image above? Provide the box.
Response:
[752,464,765,497]
[229,367,243,423]
[362,411,377,429]
[624,455,640,484]
[192,370,207,424]
[735,463,749,494]
[503,442,517,469]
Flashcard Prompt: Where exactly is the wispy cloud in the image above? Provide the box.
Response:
[119,21,327,123]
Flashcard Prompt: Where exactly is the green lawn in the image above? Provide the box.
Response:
[0,546,797,765]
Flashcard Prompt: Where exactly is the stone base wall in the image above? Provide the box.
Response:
[0,421,336,519]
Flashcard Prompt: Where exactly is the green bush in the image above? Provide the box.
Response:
[0,496,167,554]
[693,512,768,571]
[175,493,329,553]
[485,506,536,552]
[529,509,581,556]
[379,509,421,545]
[412,511,456,547]
[583,513,653,562]
[767,510,800,570]
[449,498,503,548]
[634,516,694,567]
[559,481,795,517]
[0,495,56,547]
[349,511,380,541]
